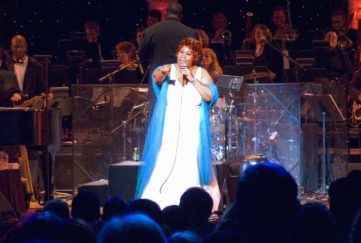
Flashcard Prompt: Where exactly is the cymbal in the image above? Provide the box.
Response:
[244,153,264,160]
[244,72,272,81]
[237,116,255,122]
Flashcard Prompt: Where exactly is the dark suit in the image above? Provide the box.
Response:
[6,56,45,98]
[139,16,198,114]
[0,69,19,107]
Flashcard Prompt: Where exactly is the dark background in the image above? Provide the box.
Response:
[0,0,347,55]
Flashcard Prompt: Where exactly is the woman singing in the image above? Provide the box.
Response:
[136,38,220,210]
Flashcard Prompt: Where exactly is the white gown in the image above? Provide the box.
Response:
[141,64,220,210]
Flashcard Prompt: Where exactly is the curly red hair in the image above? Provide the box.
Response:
[176,37,202,61]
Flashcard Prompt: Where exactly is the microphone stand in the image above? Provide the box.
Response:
[98,58,139,83]
[264,40,306,83]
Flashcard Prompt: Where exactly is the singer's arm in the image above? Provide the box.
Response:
[187,68,214,103]
[153,65,171,84]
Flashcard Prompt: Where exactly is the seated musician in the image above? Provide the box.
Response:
[331,10,357,52]
[0,50,22,107]
[5,35,59,201]
[209,11,233,62]
[83,21,112,66]
[113,41,143,84]
[6,35,45,100]
[271,6,298,41]
[243,24,284,82]
[314,29,353,84]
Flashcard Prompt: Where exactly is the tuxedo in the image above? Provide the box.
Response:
[6,56,45,98]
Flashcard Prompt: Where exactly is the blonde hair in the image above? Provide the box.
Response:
[202,48,223,82]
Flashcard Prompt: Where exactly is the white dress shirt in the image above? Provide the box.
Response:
[13,55,28,92]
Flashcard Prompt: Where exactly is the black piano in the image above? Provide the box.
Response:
[0,107,61,146]
[0,107,62,202]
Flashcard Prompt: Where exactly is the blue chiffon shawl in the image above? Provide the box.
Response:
[135,66,218,198]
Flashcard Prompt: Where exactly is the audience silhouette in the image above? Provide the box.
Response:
[215,162,300,242]
[102,196,127,222]
[98,213,167,243]
[2,165,361,243]
[44,198,70,219]
[294,202,341,243]
[179,187,215,238]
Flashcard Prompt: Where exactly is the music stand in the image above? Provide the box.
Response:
[217,75,245,160]
[217,75,244,92]
[304,94,346,194]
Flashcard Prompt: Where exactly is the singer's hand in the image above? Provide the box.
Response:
[180,66,196,83]
[160,65,171,75]
[153,65,170,84]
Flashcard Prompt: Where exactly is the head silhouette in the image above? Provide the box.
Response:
[98,213,166,243]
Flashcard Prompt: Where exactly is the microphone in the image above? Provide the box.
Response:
[135,51,144,75]
[179,60,189,79]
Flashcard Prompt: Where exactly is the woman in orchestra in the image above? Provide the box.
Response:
[201,48,223,83]
[243,24,283,82]
[136,37,220,211]
[114,41,143,84]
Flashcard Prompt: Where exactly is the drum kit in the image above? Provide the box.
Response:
[210,70,278,163]
[210,71,303,188]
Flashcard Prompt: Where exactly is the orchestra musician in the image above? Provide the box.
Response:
[271,6,298,42]
[83,21,112,65]
[243,24,283,82]
[6,34,45,99]
[201,47,226,110]
[209,11,233,62]
[201,48,223,82]
[5,35,59,201]
[113,41,143,84]
[314,29,353,84]
[331,10,357,52]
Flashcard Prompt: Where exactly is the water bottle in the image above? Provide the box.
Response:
[133,147,140,162]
